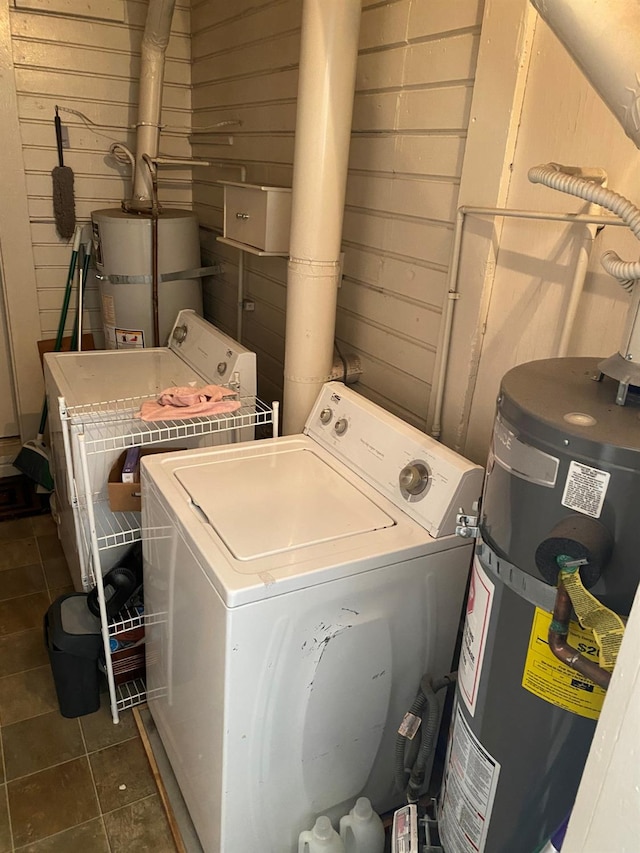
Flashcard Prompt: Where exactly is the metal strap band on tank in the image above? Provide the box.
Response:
[95,264,224,284]
[476,538,558,611]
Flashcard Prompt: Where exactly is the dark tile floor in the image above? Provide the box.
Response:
[0,515,177,852]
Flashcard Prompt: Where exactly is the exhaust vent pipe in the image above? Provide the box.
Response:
[282,0,361,434]
[530,0,640,148]
[129,0,177,211]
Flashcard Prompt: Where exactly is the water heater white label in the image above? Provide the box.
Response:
[101,293,116,326]
[115,328,145,349]
[458,556,494,716]
[439,704,501,853]
[561,461,610,519]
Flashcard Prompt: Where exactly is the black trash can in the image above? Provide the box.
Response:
[44,593,103,718]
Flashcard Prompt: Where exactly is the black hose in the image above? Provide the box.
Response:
[396,672,457,802]
[406,677,441,802]
[395,689,426,792]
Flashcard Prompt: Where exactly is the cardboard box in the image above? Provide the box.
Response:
[108,447,183,512]
[38,334,95,367]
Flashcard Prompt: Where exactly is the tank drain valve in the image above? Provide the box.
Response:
[456,504,479,539]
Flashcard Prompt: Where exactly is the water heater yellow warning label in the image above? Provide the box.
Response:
[522,608,606,720]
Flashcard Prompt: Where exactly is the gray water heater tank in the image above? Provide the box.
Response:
[92,208,203,349]
[439,357,640,853]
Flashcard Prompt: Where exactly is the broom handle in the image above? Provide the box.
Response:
[39,226,82,436]
[53,226,82,352]
[54,105,64,167]
[70,244,91,351]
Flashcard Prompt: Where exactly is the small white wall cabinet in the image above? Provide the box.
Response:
[218,181,292,256]
[59,391,274,723]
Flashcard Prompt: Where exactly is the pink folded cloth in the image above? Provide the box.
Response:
[156,384,236,407]
[135,384,242,422]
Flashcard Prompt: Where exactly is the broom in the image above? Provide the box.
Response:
[52,106,76,239]
[14,227,82,491]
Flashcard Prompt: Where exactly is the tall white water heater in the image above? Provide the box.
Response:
[92,208,203,349]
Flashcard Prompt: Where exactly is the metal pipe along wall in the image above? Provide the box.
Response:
[282,0,361,435]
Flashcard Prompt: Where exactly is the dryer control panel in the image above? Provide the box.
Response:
[305,383,483,538]
[168,310,257,395]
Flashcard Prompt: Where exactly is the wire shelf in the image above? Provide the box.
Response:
[62,392,272,454]
[91,503,141,550]
[109,605,145,636]
[116,678,147,711]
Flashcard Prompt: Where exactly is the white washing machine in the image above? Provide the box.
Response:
[44,310,257,591]
[141,383,483,853]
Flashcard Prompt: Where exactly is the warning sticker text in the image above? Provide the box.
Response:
[439,704,501,853]
[561,461,610,519]
[458,557,494,717]
[521,607,606,720]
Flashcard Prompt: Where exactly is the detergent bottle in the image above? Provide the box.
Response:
[339,798,385,853]
[298,816,345,853]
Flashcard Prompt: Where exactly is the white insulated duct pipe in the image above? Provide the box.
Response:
[530,0,640,149]
[130,0,176,210]
[282,0,361,435]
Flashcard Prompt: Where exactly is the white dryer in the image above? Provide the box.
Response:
[141,383,483,853]
[44,310,257,591]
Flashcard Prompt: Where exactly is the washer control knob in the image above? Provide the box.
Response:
[217,361,228,376]
[334,418,348,436]
[320,407,333,425]
[399,463,430,496]
[172,324,188,344]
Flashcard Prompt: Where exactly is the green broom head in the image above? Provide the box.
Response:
[52,165,76,239]
[14,439,54,492]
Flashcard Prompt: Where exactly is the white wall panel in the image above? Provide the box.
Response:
[10,10,190,59]
[192,0,299,54]
[193,0,484,420]
[453,14,640,463]
[9,1,192,342]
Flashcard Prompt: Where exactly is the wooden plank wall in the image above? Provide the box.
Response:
[192,0,484,427]
[8,0,193,344]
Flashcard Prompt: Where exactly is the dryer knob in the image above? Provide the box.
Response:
[320,407,333,424]
[173,324,188,344]
[334,418,348,436]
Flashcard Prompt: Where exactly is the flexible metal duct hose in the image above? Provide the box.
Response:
[529,163,640,290]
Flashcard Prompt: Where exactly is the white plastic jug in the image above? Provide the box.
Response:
[339,797,385,853]
[298,816,345,853]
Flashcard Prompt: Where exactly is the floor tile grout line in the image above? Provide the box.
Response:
[2,785,13,853]
[0,730,15,853]
[9,792,172,853]
[78,716,113,853]
[34,537,50,597]
[0,702,61,730]
[85,734,139,758]
[0,587,49,606]
[1,732,139,786]
[11,815,105,852]
[0,663,52,683]
[4,754,84,787]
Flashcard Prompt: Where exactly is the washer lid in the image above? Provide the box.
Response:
[43,348,202,406]
[174,447,395,560]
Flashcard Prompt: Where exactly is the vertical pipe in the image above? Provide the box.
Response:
[282,0,362,435]
[151,213,160,346]
[130,0,176,210]
[556,215,598,357]
[237,250,244,344]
